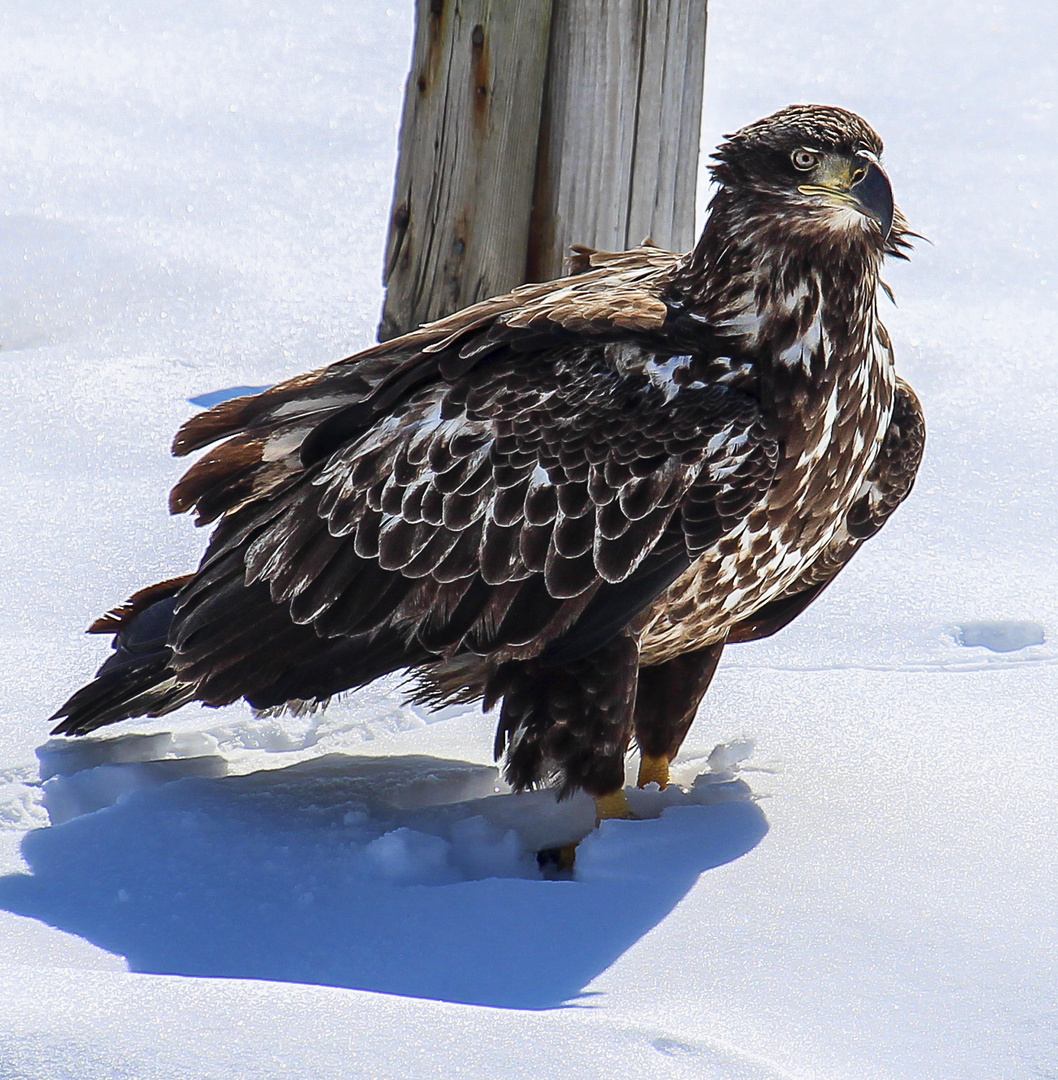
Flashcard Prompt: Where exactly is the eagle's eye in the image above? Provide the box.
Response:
[791,148,818,171]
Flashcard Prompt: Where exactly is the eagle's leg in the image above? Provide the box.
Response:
[490,628,640,798]
[633,640,726,789]
[593,790,635,821]
[488,630,640,872]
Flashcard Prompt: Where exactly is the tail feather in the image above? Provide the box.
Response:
[86,574,194,635]
[49,663,196,736]
[50,578,197,736]
[49,573,431,734]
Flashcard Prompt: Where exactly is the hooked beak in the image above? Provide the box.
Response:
[850,158,894,240]
[798,155,895,241]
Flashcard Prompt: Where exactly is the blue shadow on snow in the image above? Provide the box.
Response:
[187,385,272,408]
[0,752,767,1009]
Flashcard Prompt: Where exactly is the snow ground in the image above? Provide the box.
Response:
[0,1,1056,1077]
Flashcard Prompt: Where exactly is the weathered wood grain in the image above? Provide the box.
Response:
[528,0,708,282]
[378,0,553,341]
[379,0,707,337]
[626,0,709,259]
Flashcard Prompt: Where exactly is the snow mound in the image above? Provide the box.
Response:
[0,967,802,1080]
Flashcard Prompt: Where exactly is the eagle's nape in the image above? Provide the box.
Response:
[49,104,925,855]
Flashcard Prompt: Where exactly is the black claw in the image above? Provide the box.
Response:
[536,843,577,877]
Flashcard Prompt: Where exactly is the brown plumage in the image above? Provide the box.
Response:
[51,105,924,808]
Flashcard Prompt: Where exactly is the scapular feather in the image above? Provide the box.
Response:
[432,528,482,583]
[556,482,591,518]
[380,474,405,516]
[597,499,632,540]
[442,487,489,531]
[287,540,368,625]
[353,507,384,559]
[432,457,472,495]
[523,482,557,526]
[416,576,493,652]
[270,524,345,604]
[315,567,415,639]
[597,501,675,583]
[401,526,463,578]
[377,515,423,571]
[518,521,552,572]
[419,483,446,526]
[323,489,366,538]
[543,546,596,600]
[493,576,567,647]
[490,483,527,528]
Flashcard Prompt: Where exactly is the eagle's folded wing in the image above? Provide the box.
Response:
[728,378,924,643]
[163,258,777,708]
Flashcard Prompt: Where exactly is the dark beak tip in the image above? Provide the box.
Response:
[853,160,895,240]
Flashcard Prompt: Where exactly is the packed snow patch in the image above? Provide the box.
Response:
[0,768,49,833]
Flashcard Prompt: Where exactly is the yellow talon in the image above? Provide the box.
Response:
[554,843,578,871]
[594,789,635,823]
[539,791,636,874]
[637,754,670,789]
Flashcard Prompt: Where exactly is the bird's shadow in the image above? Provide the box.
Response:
[0,738,767,1009]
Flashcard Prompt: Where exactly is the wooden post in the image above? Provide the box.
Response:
[378,0,554,341]
[379,0,707,341]
[527,0,707,282]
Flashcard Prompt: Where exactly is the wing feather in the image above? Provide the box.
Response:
[164,248,781,704]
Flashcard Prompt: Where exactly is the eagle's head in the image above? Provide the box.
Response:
[709,104,901,252]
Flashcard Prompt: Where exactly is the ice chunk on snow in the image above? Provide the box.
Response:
[705,739,756,776]
[362,827,457,885]
[37,731,221,781]
[35,731,230,825]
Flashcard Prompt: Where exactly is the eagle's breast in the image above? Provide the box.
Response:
[640,266,895,664]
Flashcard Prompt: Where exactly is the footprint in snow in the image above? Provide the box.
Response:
[954,620,1046,653]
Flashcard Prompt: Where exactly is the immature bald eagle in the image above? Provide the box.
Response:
[52,105,924,826]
